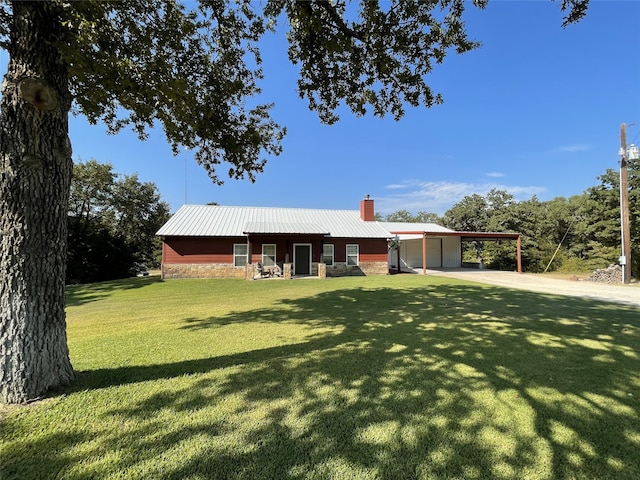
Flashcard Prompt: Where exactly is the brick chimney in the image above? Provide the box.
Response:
[360,194,375,221]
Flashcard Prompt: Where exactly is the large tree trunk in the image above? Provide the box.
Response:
[0,2,74,403]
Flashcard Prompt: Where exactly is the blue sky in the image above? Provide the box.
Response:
[4,1,639,216]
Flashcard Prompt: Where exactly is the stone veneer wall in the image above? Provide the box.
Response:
[162,261,388,279]
[162,263,246,279]
[362,262,391,275]
[324,262,388,277]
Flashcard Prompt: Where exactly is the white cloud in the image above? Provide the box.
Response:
[486,172,505,178]
[377,180,546,216]
[555,144,591,153]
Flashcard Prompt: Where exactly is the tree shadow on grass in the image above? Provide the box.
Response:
[5,281,640,479]
[65,275,163,307]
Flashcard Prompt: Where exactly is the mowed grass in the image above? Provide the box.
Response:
[1,275,640,480]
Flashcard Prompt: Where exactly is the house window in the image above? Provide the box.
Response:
[322,244,334,266]
[233,244,248,267]
[262,244,276,267]
[346,244,359,266]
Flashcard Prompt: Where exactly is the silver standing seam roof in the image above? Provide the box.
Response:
[379,221,455,234]
[379,221,455,241]
[156,205,392,239]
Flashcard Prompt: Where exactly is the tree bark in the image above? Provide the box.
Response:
[0,1,74,403]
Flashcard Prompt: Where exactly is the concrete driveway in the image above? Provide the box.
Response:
[424,268,640,308]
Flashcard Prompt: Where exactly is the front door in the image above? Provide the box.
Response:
[293,244,311,276]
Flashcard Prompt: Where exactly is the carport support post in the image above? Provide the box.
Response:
[422,233,427,275]
[517,235,522,273]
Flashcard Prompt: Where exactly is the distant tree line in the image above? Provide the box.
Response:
[381,158,639,277]
[67,159,171,284]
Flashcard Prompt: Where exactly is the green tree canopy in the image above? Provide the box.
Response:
[586,162,640,276]
[384,209,442,224]
[67,159,171,283]
[385,209,417,222]
[443,193,489,232]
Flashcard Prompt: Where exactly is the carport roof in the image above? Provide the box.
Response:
[458,232,521,241]
[380,221,455,234]
[382,222,520,241]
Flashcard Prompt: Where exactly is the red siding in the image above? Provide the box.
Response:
[247,234,328,263]
[326,238,388,262]
[249,236,290,264]
[163,237,244,264]
[162,236,388,265]
[358,238,389,262]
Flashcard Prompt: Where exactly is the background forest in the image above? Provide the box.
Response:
[67,159,170,284]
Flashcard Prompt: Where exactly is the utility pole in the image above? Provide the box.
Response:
[619,123,632,284]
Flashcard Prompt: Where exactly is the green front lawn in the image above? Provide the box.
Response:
[2,275,639,479]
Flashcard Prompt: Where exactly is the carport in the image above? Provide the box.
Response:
[388,230,522,275]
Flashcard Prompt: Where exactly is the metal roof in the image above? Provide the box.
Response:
[380,221,455,234]
[458,232,520,241]
[156,205,392,238]
[243,221,329,235]
[380,222,519,241]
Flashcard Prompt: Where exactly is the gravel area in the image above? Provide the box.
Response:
[424,268,640,308]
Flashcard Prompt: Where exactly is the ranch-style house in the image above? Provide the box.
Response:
[156,196,521,279]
